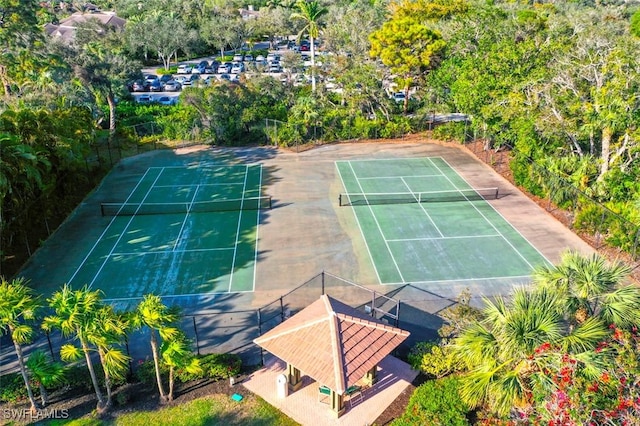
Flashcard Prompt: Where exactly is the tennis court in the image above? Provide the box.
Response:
[336,157,550,285]
[66,163,268,301]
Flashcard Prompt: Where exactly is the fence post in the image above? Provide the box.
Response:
[46,331,55,361]
[371,291,376,318]
[321,270,325,295]
[124,334,133,378]
[192,316,200,356]
[280,297,284,322]
[257,309,265,366]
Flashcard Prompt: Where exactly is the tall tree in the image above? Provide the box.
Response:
[291,0,328,93]
[0,277,41,413]
[0,0,43,99]
[42,285,109,412]
[66,19,140,144]
[130,294,180,403]
[369,15,446,112]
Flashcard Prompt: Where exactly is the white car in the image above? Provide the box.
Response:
[217,63,232,74]
[393,92,406,103]
[231,62,245,74]
[177,64,193,74]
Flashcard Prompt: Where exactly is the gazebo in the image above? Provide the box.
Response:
[253,294,410,417]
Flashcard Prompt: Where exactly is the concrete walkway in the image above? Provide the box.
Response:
[242,354,418,426]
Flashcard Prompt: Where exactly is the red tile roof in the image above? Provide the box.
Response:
[254,295,410,395]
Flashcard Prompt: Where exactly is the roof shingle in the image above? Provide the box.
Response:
[254,295,409,394]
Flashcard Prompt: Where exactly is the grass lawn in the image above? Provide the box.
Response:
[42,394,299,426]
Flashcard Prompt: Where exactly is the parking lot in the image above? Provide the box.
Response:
[130,41,316,104]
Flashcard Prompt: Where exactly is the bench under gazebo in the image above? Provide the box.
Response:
[253,294,410,418]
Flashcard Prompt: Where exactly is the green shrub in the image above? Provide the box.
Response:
[136,359,168,385]
[433,122,467,142]
[391,377,470,426]
[408,342,461,378]
[177,353,242,382]
[0,372,28,403]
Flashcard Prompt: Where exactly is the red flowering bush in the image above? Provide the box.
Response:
[522,327,640,425]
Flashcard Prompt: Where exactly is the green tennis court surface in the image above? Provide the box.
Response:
[336,157,550,285]
[68,164,265,301]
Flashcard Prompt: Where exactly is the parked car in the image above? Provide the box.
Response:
[144,74,158,84]
[392,92,406,103]
[268,63,282,73]
[232,53,244,62]
[181,74,200,86]
[177,64,193,74]
[163,80,182,91]
[136,94,152,103]
[159,74,172,84]
[244,54,254,62]
[255,55,265,62]
[217,62,232,73]
[157,96,176,106]
[203,75,217,85]
[148,79,163,92]
[132,80,147,92]
[174,75,187,84]
[231,62,245,74]
[193,61,209,73]
[266,53,280,63]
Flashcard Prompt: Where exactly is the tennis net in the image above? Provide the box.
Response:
[339,188,499,206]
[101,196,272,216]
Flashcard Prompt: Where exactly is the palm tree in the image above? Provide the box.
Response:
[532,251,640,327]
[453,286,610,416]
[161,332,201,401]
[130,294,180,402]
[42,284,108,412]
[291,0,328,93]
[0,277,41,413]
[25,350,66,407]
[83,305,130,407]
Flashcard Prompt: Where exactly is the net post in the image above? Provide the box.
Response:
[193,316,200,356]
[100,203,105,216]
[338,194,342,206]
[494,187,499,199]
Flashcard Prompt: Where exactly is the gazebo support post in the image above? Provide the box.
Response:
[364,365,378,386]
[286,363,302,392]
[330,390,345,417]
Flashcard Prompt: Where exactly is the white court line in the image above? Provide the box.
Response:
[112,247,235,256]
[251,164,263,292]
[387,234,502,242]
[438,157,552,266]
[347,161,406,283]
[147,164,249,169]
[358,174,442,180]
[400,176,444,238]
[154,183,244,188]
[172,185,199,251]
[88,168,167,287]
[336,164,383,285]
[429,158,543,270]
[228,165,249,292]
[381,275,533,286]
[67,168,156,285]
